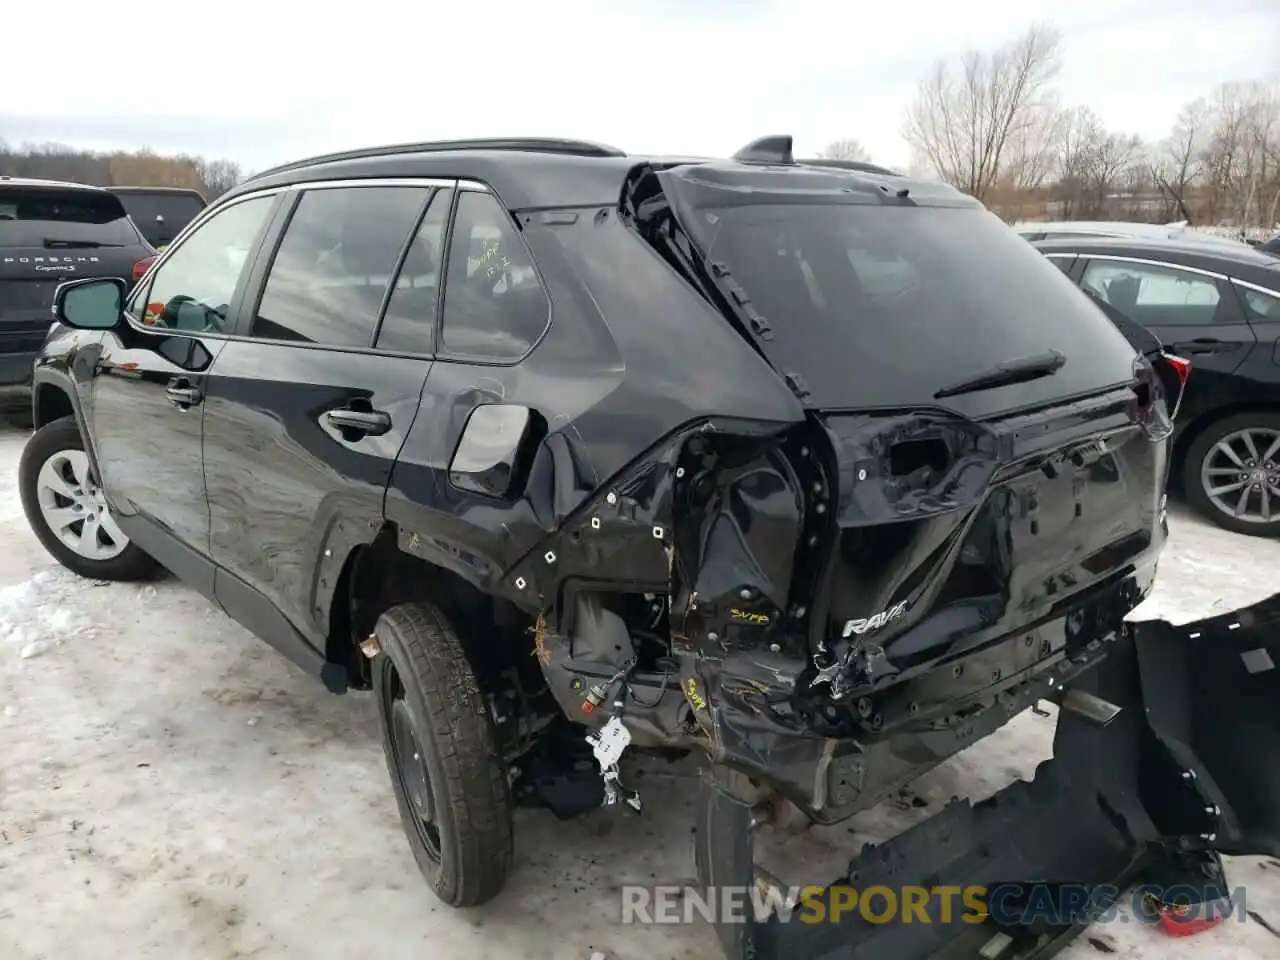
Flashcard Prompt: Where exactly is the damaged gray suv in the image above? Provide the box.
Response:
[21,135,1279,960]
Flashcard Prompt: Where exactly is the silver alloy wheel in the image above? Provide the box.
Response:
[1200,427,1280,525]
[34,449,129,561]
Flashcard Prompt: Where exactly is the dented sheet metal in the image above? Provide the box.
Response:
[501,392,1167,824]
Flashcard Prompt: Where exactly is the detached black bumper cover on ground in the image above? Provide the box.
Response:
[695,593,1280,960]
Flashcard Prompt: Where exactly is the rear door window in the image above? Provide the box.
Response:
[1081,260,1224,326]
[1236,285,1280,323]
[251,185,429,348]
[0,186,140,248]
[375,188,453,354]
[660,189,1139,418]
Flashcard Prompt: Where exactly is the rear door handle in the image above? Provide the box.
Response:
[166,380,202,408]
[1171,338,1231,355]
[326,407,392,437]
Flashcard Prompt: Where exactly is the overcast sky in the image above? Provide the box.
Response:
[3,0,1276,173]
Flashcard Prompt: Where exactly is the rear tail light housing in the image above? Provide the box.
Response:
[1158,352,1192,420]
[131,255,158,285]
[1160,352,1192,389]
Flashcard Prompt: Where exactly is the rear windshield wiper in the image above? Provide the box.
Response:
[42,238,121,249]
[934,349,1066,399]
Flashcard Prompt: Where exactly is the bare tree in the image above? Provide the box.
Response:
[902,23,1063,202]
[1151,99,1209,222]
[1088,131,1144,209]
[1200,81,1266,227]
[818,138,871,163]
[1054,106,1106,218]
[1001,94,1066,193]
[195,158,244,198]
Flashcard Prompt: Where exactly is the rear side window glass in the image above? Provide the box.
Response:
[253,186,428,347]
[1238,285,1280,322]
[1081,261,1221,325]
[0,187,139,247]
[132,195,275,334]
[439,191,549,361]
[375,188,453,354]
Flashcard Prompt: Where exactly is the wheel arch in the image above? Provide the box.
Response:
[29,370,109,498]
[1173,400,1280,475]
[32,381,75,429]
[325,523,536,691]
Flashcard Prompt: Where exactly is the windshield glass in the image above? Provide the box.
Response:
[674,199,1140,417]
[0,186,139,247]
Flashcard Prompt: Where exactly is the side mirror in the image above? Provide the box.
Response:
[53,277,125,330]
[449,404,539,500]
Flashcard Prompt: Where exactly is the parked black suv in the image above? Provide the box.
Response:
[1035,235,1280,537]
[17,138,1275,958]
[1,176,157,391]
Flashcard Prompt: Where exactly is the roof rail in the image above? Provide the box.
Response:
[798,158,903,177]
[246,137,627,183]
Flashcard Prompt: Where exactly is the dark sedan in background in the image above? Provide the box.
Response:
[1035,235,1280,537]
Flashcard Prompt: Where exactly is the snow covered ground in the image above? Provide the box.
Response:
[1,413,1278,960]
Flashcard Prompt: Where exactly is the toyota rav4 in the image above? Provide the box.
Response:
[18,137,1278,960]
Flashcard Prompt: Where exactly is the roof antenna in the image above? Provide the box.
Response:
[732,135,794,165]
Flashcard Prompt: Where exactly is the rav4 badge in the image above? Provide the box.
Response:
[842,601,909,638]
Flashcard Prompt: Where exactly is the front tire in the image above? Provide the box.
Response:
[372,601,514,907]
[1183,412,1280,537]
[18,416,159,580]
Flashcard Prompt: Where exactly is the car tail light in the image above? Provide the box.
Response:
[132,255,158,285]
[1161,352,1192,388]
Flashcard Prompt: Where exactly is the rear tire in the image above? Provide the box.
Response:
[372,601,514,907]
[18,416,159,580]
[1183,412,1280,537]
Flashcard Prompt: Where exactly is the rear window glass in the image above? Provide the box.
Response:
[676,201,1140,417]
[0,187,139,247]
[113,191,206,245]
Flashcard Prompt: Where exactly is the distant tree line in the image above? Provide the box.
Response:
[883,22,1279,231]
[0,141,245,199]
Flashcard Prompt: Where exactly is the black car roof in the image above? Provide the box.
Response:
[1033,235,1280,283]
[229,136,966,212]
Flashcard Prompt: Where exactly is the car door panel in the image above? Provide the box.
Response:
[199,183,439,657]
[202,341,431,645]
[88,191,283,572]
[1077,257,1257,429]
[1233,281,1280,371]
[91,327,222,557]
